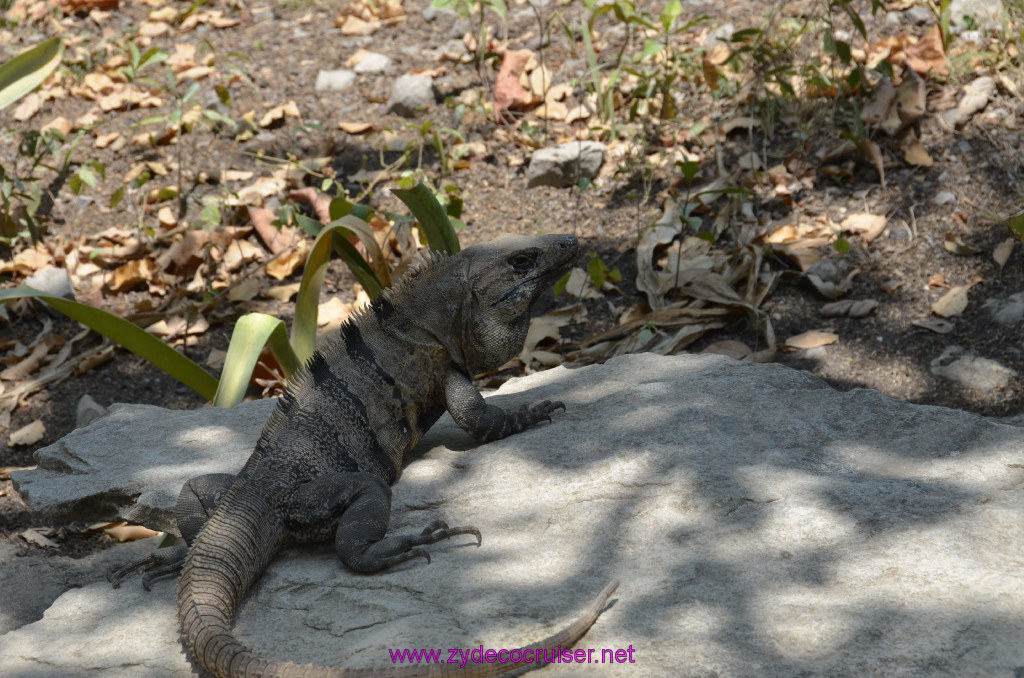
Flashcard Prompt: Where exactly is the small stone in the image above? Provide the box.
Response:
[386,74,436,117]
[75,394,106,429]
[930,345,1018,391]
[983,292,1024,325]
[526,141,607,188]
[933,190,956,205]
[315,69,356,92]
[353,52,392,74]
[954,75,996,126]
[905,5,933,23]
[25,267,75,301]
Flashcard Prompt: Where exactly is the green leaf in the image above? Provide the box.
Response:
[291,215,384,361]
[677,159,699,182]
[110,184,125,208]
[660,0,682,32]
[1009,211,1024,237]
[0,37,64,111]
[0,286,217,400]
[553,271,570,296]
[392,183,461,254]
[832,236,851,254]
[212,313,300,408]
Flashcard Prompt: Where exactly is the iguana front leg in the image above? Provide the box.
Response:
[107,472,235,589]
[445,368,564,442]
[284,472,481,573]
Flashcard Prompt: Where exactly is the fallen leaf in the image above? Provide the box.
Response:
[944,232,978,256]
[19,527,57,548]
[317,296,352,329]
[338,121,375,134]
[906,25,947,76]
[13,92,41,121]
[993,237,1014,270]
[145,315,210,337]
[701,340,752,360]
[842,213,887,243]
[227,278,261,302]
[102,523,159,542]
[784,330,838,350]
[859,139,885,186]
[903,139,933,167]
[931,284,971,317]
[258,100,301,128]
[912,316,954,334]
[9,419,45,446]
[338,15,380,35]
[493,49,534,118]
[265,245,307,280]
[264,282,301,301]
[861,78,896,124]
[108,258,153,292]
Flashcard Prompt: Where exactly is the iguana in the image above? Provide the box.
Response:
[107,233,618,677]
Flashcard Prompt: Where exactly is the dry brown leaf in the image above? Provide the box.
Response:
[145,315,210,337]
[104,524,160,542]
[993,237,1015,270]
[520,307,574,368]
[943,232,978,256]
[94,131,122,149]
[317,296,352,329]
[108,258,153,292]
[13,92,41,121]
[264,282,301,301]
[784,330,838,350]
[19,527,57,548]
[1,335,64,381]
[223,239,266,272]
[338,15,381,35]
[227,278,261,302]
[861,78,896,124]
[338,121,376,134]
[906,25,947,76]
[701,340,752,360]
[138,20,170,36]
[258,100,300,128]
[931,284,971,317]
[265,242,308,280]
[9,419,45,446]
[903,139,933,167]
[859,139,885,186]
[493,49,534,117]
[842,213,887,243]
[535,100,569,120]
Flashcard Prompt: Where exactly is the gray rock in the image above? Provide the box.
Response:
[386,74,436,117]
[933,190,956,205]
[6,354,1024,676]
[25,266,74,300]
[905,5,933,23]
[75,394,106,429]
[930,345,1019,391]
[314,69,357,92]
[11,400,277,533]
[526,141,607,188]
[353,52,392,74]
[983,291,1024,324]
[949,0,1004,30]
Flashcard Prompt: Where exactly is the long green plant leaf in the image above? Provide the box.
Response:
[212,313,300,408]
[0,286,218,400]
[291,216,383,361]
[392,184,461,254]
[0,37,64,111]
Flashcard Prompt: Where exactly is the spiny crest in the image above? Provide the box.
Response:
[253,342,338,450]
[378,248,450,304]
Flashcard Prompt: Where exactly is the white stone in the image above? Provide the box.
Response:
[315,69,357,92]
[526,141,607,188]
[6,354,1024,676]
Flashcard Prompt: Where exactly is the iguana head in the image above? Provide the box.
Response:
[454,233,579,374]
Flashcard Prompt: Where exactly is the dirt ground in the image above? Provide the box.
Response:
[1,0,1023,564]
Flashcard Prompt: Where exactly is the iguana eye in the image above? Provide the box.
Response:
[508,251,537,273]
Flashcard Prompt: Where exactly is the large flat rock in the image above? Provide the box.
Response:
[4,354,1024,677]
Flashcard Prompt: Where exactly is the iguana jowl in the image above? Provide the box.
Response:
[108,233,618,677]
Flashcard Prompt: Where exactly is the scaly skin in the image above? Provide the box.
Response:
[109,234,618,677]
